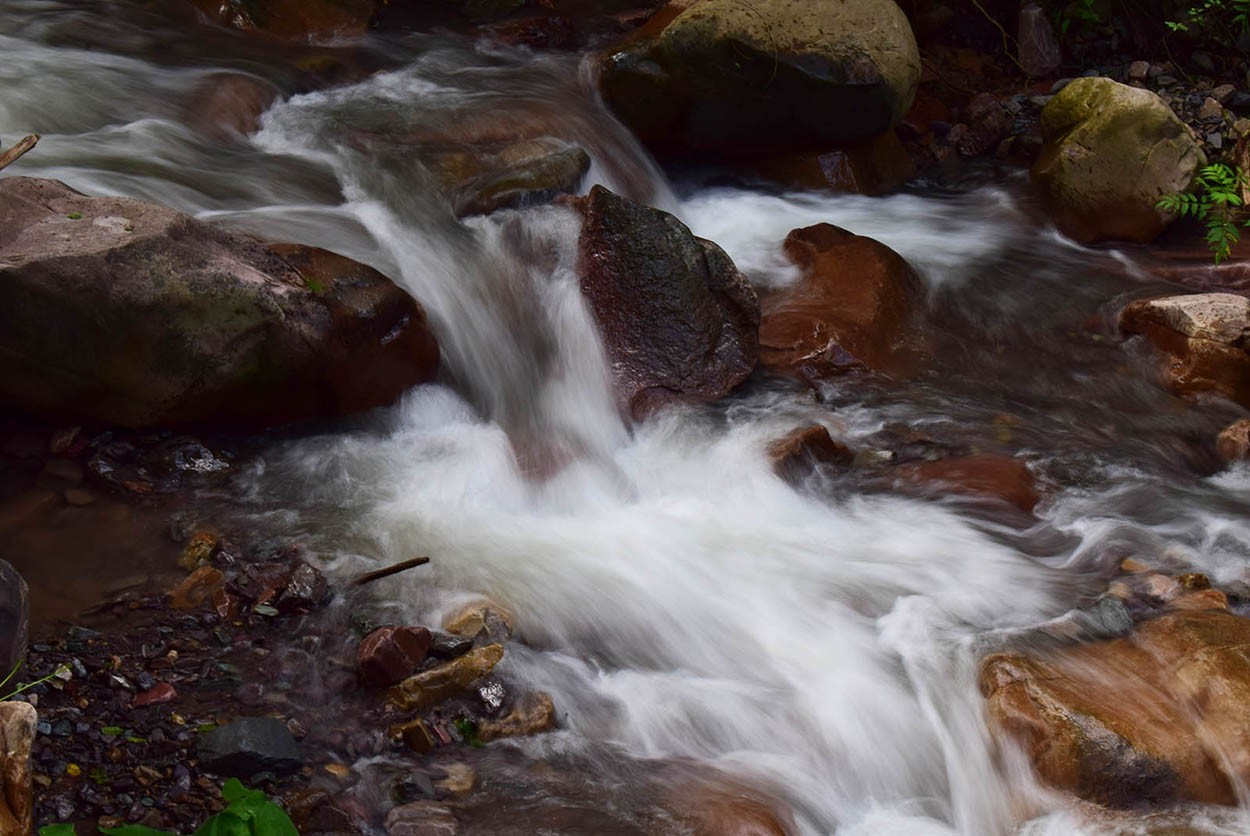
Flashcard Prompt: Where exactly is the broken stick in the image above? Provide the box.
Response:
[0,135,38,172]
[351,556,430,587]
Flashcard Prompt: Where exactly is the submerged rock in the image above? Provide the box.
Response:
[768,425,853,486]
[980,610,1250,806]
[189,0,376,41]
[0,178,438,429]
[198,717,303,778]
[1217,418,1250,462]
[1119,293,1250,408]
[894,454,1040,513]
[0,702,35,836]
[424,137,591,217]
[575,185,759,418]
[759,223,925,383]
[599,0,920,156]
[1031,77,1205,243]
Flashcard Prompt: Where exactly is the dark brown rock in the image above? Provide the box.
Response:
[768,425,853,486]
[423,137,591,217]
[358,626,433,688]
[275,561,328,613]
[894,454,1039,512]
[182,73,279,143]
[751,132,915,196]
[576,185,759,418]
[0,561,28,681]
[980,610,1250,806]
[190,0,377,41]
[759,223,924,383]
[0,178,439,429]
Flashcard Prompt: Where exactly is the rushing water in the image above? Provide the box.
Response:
[7,1,1250,833]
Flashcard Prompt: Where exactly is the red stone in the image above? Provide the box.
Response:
[759,224,925,383]
[132,682,176,708]
[895,454,1040,513]
[358,627,433,688]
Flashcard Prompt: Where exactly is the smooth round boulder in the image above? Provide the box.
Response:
[599,0,920,156]
[1031,77,1205,243]
[0,177,439,429]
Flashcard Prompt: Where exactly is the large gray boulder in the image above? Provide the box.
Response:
[1031,77,1205,243]
[0,177,439,428]
[599,0,920,156]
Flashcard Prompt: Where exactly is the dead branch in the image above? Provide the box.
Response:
[0,135,38,172]
[351,556,430,587]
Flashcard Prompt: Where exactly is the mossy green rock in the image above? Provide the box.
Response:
[0,177,439,428]
[1031,77,1205,244]
[599,0,920,156]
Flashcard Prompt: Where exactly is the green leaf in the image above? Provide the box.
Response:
[252,604,279,617]
[193,812,250,836]
[252,803,299,836]
[38,826,77,836]
[100,826,180,836]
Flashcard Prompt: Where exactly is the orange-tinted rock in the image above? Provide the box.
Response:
[980,610,1250,806]
[768,425,853,486]
[752,132,915,196]
[182,73,278,143]
[132,682,177,708]
[477,691,557,742]
[669,775,797,836]
[0,702,35,836]
[895,454,1039,512]
[1120,294,1250,409]
[190,0,376,41]
[358,626,433,688]
[169,566,224,610]
[576,185,759,418]
[1217,418,1250,462]
[759,224,924,383]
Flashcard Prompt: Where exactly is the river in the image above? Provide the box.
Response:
[5,1,1250,833]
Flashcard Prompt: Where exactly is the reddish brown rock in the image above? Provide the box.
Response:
[768,425,853,486]
[759,224,925,383]
[894,454,1039,512]
[358,626,433,688]
[1217,418,1250,462]
[668,774,797,836]
[132,682,177,708]
[576,185,759,418]
[752,132,915,196]
[1120,294,1250,409]
[980,610,1250,806]
[182,73,278,143]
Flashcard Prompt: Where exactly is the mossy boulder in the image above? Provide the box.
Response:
[1031,77,1205,244]
[599,0,920,156]
[0,177,438,429]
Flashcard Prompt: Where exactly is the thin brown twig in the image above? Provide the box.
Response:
[0,135,38,172]
[969,0,1029,77]
[351,556,430,587]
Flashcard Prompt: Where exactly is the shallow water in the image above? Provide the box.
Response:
[5,1,1250,832]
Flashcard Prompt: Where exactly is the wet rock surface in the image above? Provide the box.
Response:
[0,177,439,430]
[981,607,1250,806]
[575,185,759,418]
[197,717,303,778]
[759,223,926,383]
[598,0,920,157]
[1120,293,1250,408]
